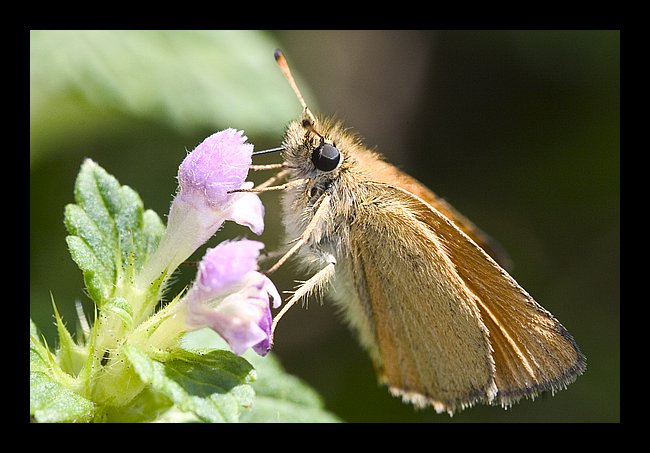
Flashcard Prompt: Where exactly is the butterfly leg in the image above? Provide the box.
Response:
[264,192,334,336]
[265,192,331,275]
[228,177,306,194]
[271,257,336,335]
[249,163,285,171]
[252,168,290,190]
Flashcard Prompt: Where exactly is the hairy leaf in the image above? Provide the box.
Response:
[65,159,164,306]
[125,346,255,423]
[182,329,341,422]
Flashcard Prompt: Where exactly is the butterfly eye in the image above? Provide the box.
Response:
[311,143,341,172]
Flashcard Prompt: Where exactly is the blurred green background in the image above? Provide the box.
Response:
[30,30,619,422]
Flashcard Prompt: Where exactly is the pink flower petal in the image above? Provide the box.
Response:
[197,240,264,299]
[225,189,265,236]
[178,129,253,207]
[184,240,280,357]
[198,293,268,356]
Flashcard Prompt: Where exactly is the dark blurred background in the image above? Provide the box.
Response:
[30,30,619,422]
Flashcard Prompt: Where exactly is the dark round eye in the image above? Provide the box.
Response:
[311,143,340,172]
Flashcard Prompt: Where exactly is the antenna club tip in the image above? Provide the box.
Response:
[273,49,284,62]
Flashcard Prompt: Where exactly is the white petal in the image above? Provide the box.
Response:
[226,189,265,236]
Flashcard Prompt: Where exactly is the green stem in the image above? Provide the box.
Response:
[87,280,155,405]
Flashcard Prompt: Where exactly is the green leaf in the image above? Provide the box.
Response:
[30,318,40,341]
[102,296,133,329]
[141,210,165,264]
[30,30,309,164]
[124,346,255,423]
[182,329,341,422]
[104,386,173,423]
[242,353,341,423]
[65,211,113,303]
[31,318,94,422]
[30,321,51,374]
[155,406,202,423]
[114,185,143,267]
[52,299,86,376]
[65,159,164,305]
[30,371,95,422]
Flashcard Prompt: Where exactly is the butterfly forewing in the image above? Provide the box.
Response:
[350,148,513,270]
[347,183,498,413]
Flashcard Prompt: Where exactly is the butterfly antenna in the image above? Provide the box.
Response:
[274,49,317,125]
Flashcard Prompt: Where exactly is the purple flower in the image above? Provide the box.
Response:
[178,129,255,209]
[137,129,264,288]
[185,240,281,356]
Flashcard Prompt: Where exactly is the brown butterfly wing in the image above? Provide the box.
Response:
[354,182,586,410]
[350,149,512,270]
[348,184,498,414]
[391,172,514,271]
